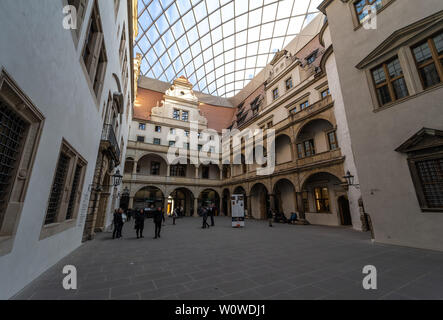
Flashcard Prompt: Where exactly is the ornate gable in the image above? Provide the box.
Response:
[356,10,443,69]
[396,128,443,153]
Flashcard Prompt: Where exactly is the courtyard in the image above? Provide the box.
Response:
[13,217,443,300]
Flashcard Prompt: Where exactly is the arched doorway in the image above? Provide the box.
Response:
[273,179,296,219]
[168,188,194,217]
[338,196,352,226]
[222,189,230,216]
[198,189,220,214]
[250,183,269,219]
[134,186,164,211]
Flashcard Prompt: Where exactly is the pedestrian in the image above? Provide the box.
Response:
[180,206,184,217]
[209,203,215,226]
[172,206,178,225]
[112,209,123,239]
[267,208,274,227]
[201,206,210,229]
[118,208,125,237]
[153,206,164,239]
[134,209,145,238]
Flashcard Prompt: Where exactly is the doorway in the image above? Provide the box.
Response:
[338,196,352,226]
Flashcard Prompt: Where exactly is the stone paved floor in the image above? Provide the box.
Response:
[12,217,443,300]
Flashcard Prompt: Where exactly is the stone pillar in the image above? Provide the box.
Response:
[132,161,137,175]
[247,195,252,219]
[296,192,306,221]
[269,194,276,211]
[193,197,199,217]
[195,166,199,178]
[129,196,134,208]
[166,165,170,177]
[219,167,223,180]
[164,197,169,215]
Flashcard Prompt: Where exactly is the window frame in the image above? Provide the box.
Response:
[272,87,279,100]
[136,135,145,143]
[153,138,161,145]
[285,77,293,91]
[150,161,160,176]
[327,130,339,150]
[371,56,409,107]
[411,31,443,90]
[314,187,330,213]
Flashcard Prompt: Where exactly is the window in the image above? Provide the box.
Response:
[371,57,409,106]
[153,138,161,145]
[184,130,190,137]
[327,131,338,150]
[67,0,88,37]
[314,187,330,213]
[173,109,180,120]
[267,121,273,128]
[412,31,443,89]
[139,123,146,130]
[354,0,382,24]
[300,100,310,110]
[414,158,443,209]
[155,125,161,132]
[285,78,293,90]
[44,141,87,226]
[82,1,107,98]
[151,161,160,175]
[296,143,304,158]
[321,88,330,99]
[272,88,279,100]
[304,139,315,157]
[170,128,176,134]
[181,110,189,122]
[169,141,175,147]
[307,53,317,65]
[136,136,145,142]
[0,71,44,252]
[202,166,209,179]
[170,165,186,177]
[198,144,202,151]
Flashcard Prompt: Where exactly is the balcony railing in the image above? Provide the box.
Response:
[101,124,120,164]
[291,95,333,122]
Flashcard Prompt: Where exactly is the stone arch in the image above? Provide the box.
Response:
[137,153,168,176]
[167,187,195,217]
[198,188,221,214]
[124,157,135,174]
[294,117,335,142]
[273,178,297,218]
[295,118,336,157]
[136,152,169,164]
[133,185,165,210]
[249,182,270,219]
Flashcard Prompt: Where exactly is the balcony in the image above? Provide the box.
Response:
[291,95,333,122]
[101,124,120,164]
[297,149,343,168]
[123,173,222,187]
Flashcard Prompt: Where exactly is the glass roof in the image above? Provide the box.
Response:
[135,0,322,98]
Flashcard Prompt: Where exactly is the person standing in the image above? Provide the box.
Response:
[201,206,210,229]
[153,206,164,239]
[209,203,215,227]
[134,209,145,238]
[113,209,123,239]
[267,208,274,227]
[172,207,178,225]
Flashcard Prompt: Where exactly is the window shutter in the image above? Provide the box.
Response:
[94,60,106,96]
[87,32,103,81]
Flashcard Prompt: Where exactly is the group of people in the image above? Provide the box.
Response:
[198,203,216,229]
[112,205,165,240]
[267,208,299,227]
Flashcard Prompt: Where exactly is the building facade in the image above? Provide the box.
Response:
[0,0,136,299]
[319,0,443,250]
[123,14,366,231]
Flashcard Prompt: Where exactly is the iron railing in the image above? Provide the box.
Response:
[101,124,120,164]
